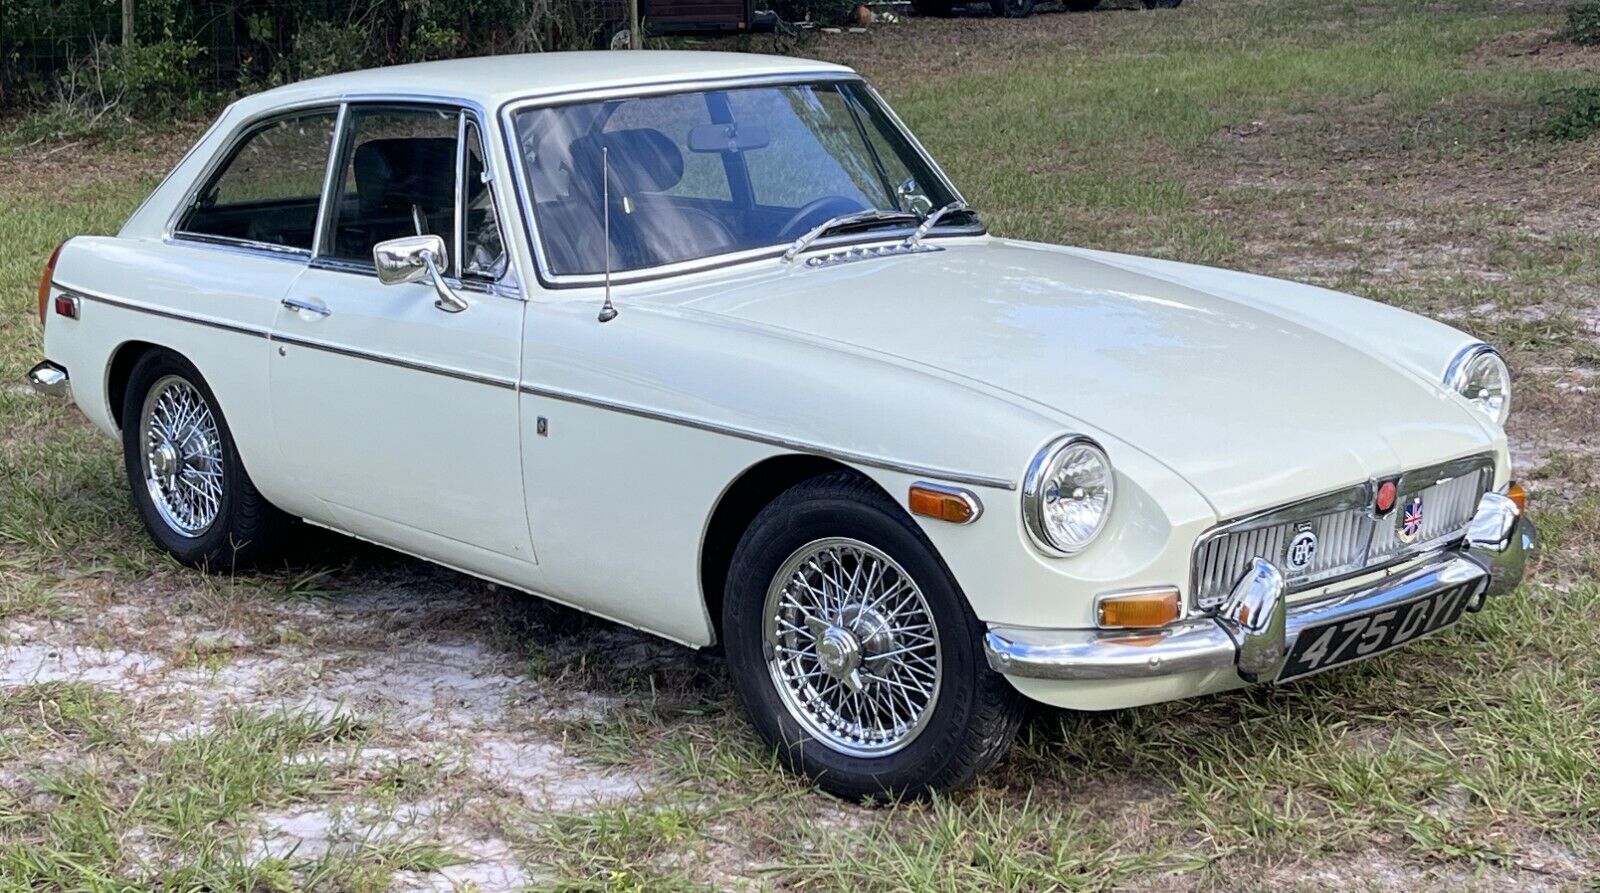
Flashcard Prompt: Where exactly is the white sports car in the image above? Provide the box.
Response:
[29,51,1536,798]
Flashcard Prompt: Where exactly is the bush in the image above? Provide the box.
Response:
[1564,0,1600,45]
[1545,86,1600,139]
[765,0,859,25]
[103,38,206,116]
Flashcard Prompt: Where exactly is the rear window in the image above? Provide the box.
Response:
[177,111,337,251]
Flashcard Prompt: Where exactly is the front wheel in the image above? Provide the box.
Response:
[723,472,1024,799]
[991,0,1037,16]
[121,350,288,570]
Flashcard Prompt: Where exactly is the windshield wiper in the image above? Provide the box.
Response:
[782,209,923,264]
[903,201,968,249]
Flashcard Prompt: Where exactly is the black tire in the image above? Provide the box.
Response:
[1064,0,1099,10]
[121,349,289,570]
[912,0,956,15]
[597,22,631,50]
[991,0,1037,16]
[723,471,1024,800]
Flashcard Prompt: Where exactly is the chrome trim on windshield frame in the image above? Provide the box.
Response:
[517,382,1017,491]
[496,74,984,292]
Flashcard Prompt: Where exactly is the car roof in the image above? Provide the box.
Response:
[233,51,857,115]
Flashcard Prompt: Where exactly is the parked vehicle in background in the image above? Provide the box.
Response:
[913,0,1180,17]
[587,0,760,48]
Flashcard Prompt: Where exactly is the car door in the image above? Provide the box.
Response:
[269,104,533,564]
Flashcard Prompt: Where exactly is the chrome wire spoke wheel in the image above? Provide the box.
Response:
[763,537,942,757]
[137,375,224,538]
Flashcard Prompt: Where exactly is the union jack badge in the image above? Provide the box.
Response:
[1396,496,1424,544]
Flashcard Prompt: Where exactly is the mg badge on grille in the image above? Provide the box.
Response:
[1397,496,1424,544]
[1286,526,1318,572]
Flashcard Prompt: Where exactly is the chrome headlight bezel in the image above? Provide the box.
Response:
[1445,343,1511,427]
[1022,434,1116,557]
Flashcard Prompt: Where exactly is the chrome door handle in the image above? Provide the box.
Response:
[281,296,331,317]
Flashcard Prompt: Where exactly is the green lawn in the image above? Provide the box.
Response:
[2,0,1598,889]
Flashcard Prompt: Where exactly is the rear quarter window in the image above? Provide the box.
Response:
[176,111,337,252]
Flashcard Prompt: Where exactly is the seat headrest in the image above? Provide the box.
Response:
[569,128,684,197]
[353,138,458,215]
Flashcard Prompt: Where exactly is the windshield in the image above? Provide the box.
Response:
[512,81,972,277]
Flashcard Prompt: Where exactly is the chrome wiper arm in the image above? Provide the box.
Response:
[782,209,922,264]
[902,201,968,249]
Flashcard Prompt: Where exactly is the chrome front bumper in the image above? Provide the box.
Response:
[27,361,71,400]
[985,491,1537,684]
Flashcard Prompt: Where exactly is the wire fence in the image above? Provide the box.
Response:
[0,0,613,110]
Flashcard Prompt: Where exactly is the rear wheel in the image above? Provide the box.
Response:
[121,350,288,570]
[991,0,1038,16]
[723,472,1024,799]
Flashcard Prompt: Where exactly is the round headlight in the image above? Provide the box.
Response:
[1446,344,1511,427]
[1022,435,1115,556]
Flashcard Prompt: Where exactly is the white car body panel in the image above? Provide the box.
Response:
[38,51,1513,709]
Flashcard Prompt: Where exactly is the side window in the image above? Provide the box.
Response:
[461,122,508,282]
[326,106,460,268]
[177,111,337,251]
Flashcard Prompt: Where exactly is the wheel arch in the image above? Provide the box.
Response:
[105,339,170,431]
[700,454,900,644]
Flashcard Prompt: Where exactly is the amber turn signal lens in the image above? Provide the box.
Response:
[1097,588,1181,629]
[37,240,65,326]
[1506,481,1528,514]
[908,484,978,524]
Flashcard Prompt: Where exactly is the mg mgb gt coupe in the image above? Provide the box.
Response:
[30,52,1536,797]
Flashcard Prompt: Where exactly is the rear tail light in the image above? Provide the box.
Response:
[37,240,66,325]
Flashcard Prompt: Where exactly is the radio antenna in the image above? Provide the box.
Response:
[598,145,618,323]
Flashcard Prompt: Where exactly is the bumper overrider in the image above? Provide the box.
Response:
[27,361,71,400]
[985,491,1536,685]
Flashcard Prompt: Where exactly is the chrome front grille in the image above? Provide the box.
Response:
[1191,455,1494,610]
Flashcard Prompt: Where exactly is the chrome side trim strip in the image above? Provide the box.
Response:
[55,281,271,340]
[269,333,517,390]
[55,279,1013,488]
[518,383,1016,491]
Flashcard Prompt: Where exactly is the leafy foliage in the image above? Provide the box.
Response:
[1545,86,1600,139]
[0,0,594,117]
[1564,0,1600,45]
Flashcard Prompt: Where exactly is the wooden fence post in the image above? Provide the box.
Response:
[122,0,136,46]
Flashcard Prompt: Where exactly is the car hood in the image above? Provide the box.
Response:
[669,238,1494,516]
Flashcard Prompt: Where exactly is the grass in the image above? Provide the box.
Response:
[2,0,1599,889]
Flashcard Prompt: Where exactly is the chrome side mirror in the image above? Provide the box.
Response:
[373,234,468,313]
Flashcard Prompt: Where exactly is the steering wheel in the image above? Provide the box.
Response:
[777,195,869,241]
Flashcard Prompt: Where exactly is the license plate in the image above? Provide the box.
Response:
[1276,582,1482,682]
